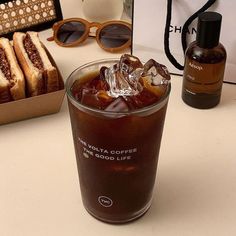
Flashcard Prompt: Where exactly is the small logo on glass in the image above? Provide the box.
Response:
[98,196,113,207]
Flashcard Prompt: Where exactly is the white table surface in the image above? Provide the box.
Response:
[1,1,236,235]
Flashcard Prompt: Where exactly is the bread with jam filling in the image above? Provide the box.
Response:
[13,31,59,97]
[0,37,25,103]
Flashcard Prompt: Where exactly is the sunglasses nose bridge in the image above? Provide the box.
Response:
[89,22,101,28]
[88,22,102,37]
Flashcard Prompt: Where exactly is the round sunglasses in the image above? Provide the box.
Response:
[47,18,132,53]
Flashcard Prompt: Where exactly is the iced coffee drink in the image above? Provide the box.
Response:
[66,54,171,223]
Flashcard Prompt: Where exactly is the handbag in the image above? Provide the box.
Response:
[132,0,236,84]
[0,0,63,39]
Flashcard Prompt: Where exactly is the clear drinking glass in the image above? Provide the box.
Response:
[66,59,171,223]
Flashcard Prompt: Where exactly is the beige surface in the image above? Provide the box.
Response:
[1,1,236,235]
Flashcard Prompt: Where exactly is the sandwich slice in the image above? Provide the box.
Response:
[0,37,25,103]
[13,31,59,97]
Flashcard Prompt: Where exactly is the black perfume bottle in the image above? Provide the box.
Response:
[182,12,227,109]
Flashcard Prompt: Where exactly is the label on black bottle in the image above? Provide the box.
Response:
[183,59,225,94]
[182,58,225,108]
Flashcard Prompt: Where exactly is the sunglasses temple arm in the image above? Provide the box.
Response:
[47,36,55,42]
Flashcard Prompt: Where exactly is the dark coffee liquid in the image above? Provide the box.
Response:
[68,71,169,223]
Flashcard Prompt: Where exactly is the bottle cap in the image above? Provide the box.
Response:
[196,11,222,48]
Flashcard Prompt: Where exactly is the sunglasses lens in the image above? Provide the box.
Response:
[99,24,131,49]
[56,21,86,45]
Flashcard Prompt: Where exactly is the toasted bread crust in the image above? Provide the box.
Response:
[46,67,59,93]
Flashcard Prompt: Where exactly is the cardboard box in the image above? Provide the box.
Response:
[0,88,65,125]
[0,50,65,125]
